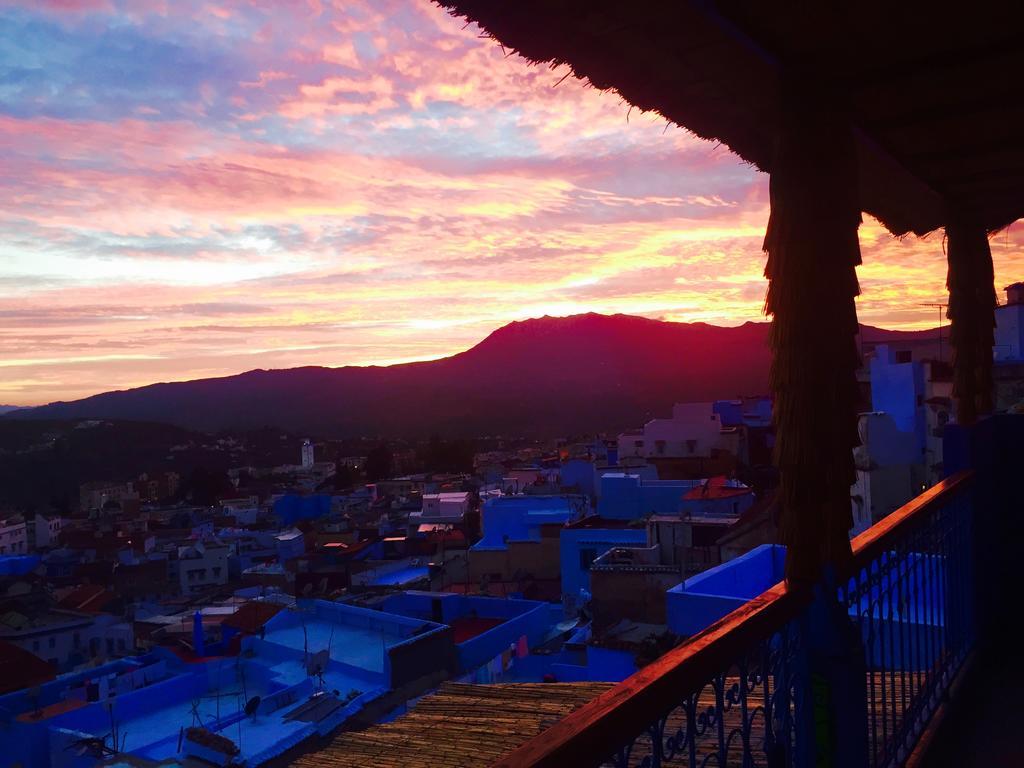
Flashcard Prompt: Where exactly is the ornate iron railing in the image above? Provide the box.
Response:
[843,470,975,767]
[492,470,976,768]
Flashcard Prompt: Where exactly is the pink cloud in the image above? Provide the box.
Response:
[1,0,1021,406]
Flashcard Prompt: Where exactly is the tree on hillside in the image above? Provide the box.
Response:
[364,443,393,482]
[184,467,234,506]
[420,434,475,474]
[331,462,356,491]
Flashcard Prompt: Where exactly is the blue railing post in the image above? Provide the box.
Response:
[943,416,1003,641]
[794,569,869,768]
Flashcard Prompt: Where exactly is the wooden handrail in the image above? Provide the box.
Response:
[492,583,809,767]
[492,469,976,768]
[848,469,974,570]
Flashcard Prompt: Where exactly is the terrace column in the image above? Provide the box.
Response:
[763,94,862,584]
[945,218,996,424]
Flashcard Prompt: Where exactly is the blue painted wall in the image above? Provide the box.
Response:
[0,554,41,576]
[560,459,599,500]
[597,474,698,520]
[473,495,576,550]
[667,542,948,671]
[870,345,927,457]
[273,494,332,525]
[559,526,647,613]
[379,592,556,673]
[666,544,786,636]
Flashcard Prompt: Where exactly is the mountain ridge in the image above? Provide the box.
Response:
[8,313,938,437]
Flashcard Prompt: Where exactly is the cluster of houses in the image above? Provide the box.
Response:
[2,288,1023,766]
[0,397,779,767]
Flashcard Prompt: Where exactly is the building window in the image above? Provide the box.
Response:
[73,632,81,649]
[48,636,56,649]
[896,350,912,363]
[32,640,40,652]
[106,639,114,654]
[579,548,597,571]
[118,638,126,651]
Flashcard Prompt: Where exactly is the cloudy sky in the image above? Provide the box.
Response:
[2,0,1022,406]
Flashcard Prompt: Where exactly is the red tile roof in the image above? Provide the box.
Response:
[450,616,505,644]
[682,476,752,501]
[221,602,284,634]
[56,584,115,613]
[0,640,56,695]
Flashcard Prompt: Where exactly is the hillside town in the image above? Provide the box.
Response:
[1,284,1022,767]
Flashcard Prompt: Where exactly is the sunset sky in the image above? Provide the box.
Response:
[2,0,1022,407]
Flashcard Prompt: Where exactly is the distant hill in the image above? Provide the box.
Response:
[0,405,22,415]
[7,313,937,438]
[0,419,318,509]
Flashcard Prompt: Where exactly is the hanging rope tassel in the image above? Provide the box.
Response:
[945,219,996,425]
[763,93,862,584]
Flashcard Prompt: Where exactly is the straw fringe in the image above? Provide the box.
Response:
[945,219,996,424]
[763,97,862,584]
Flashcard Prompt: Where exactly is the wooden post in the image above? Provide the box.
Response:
[945,218,996,425]
[763,93,862,584]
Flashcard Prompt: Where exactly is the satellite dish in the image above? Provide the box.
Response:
[244,696,261,716]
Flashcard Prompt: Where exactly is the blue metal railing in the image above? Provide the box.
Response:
[493,470,976,768]
[843,472,975,767]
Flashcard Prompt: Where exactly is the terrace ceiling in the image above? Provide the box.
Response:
[436,1,1024,237]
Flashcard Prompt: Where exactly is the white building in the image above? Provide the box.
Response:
[410,491,471,527]
[995,282,1024,362]
[0,610,134,670]
[30,513,64,551]
[301,439,315,470]
[618,402,733,460]
[79,481,139,513]
[177,540,230,594]
[0,515,28,555]
[850,412,921,536]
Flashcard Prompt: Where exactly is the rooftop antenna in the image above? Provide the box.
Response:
[919,303,948,363]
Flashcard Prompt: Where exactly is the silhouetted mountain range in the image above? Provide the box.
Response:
[8,314,938,438]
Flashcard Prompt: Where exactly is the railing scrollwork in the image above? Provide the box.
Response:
[493,471,976,768]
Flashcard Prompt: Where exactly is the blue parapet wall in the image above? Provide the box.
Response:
[667,543,950,672]
[262,598,453,687]
[3,607,412,768]
[273,493,332,525]
[379,592,557,673]
[666,544,786,637]
[0,554,41,576]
